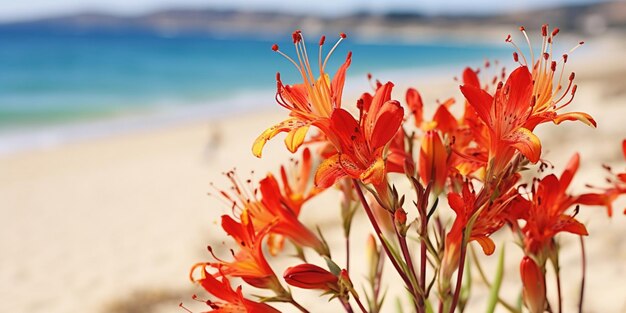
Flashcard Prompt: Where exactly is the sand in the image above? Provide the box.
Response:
[1,35,626,313]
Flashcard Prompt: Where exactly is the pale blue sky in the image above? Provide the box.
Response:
[0,0,604,22]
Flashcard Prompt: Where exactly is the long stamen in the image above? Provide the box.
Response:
[323,33,346,70]
[520,26,535,66]
[298,32,317,85]
[506,34,528,66]
[272,44,302,73]
[554,73,576,108]
[318,35,325,75]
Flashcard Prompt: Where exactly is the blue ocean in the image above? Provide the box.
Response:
[0,26,509,150]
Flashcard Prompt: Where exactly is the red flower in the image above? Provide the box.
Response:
[189,267,280,313]
[461,66,542,167]
[509,25,596,130]
[283,264,339,291]
[314,82,404,188]
[521,154,589,255]
[440,179,523,283]
[214,165,326,256]
[278,148,321,215]
[253,31,351,157]
[192,211,280,290]
[577,139,626,216]
[254,174,328,255]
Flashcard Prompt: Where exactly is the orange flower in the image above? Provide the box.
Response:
[283,264,339,291]
[253,31,351,157]
[278,147,321,215]
[461,66,542,167]
[508,25,596,130]
[419,130,448,195]
[192,211,280,290]
[314,82,404,188]
[461,26,596,174]
[215,167,327,256]
[577,139,626,216]
[188,267,280,313]
[520,256,546,313]
[255,174,329,256]
[440,179,523,283]
[521,154,589,255]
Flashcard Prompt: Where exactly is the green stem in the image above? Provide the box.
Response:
[470,246,520,313]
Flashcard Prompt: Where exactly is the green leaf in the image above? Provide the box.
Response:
[324,256,342,276]
[485,245,506,313]
[395,297,405,313]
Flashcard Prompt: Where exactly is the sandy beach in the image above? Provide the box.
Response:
[1,34,626,313]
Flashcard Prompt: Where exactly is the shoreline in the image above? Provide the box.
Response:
[0,61,474,157]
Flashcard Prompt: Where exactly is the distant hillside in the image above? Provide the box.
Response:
[2,1,625,40]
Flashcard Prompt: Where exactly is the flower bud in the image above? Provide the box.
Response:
[365,234,379,280]
[520,256,546,313]
[394,209,408,236]
[283,264,338,291]
[419,130,448,195]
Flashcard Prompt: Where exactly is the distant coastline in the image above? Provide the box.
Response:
[2,1,625,41]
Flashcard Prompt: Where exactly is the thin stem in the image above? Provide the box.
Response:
[448,239,468,313]
[553,256,562,313]
[290,298,311,313]
[578,236,586,313]
[346,235,351,274]
[340,297,355,313]
[350,290,369,313]
[352,179,416,295]
[420,208,428,308]
[393,221,423,313]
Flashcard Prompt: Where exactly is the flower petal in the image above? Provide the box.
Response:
[462,67,480,88]
[559,153,580,193]
[331,52,351,108]
[284,125,310,153]
[508,127,542,163]
[370,100,404,149]
[432,104,458,134]
[365,82,394,140]
[252,118,307,157]
[553,111,597,128]
[359,155,386,186]
[406,87,424,127]
[330,108,368,161]
[314,154,347,188]
[474,236,496,255]
[460,84,493,126]
[555,215,588,236]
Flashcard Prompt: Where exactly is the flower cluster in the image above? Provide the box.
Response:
[183,26,625,313]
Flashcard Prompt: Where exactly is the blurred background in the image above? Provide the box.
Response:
[1,1,625,312]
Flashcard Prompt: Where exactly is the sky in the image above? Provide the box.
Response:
[0,0,605,22]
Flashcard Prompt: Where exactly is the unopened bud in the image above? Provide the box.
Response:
[284,264,338,291]
[520,256,546,313]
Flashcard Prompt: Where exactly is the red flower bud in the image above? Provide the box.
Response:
[394,209,407,225]
[283,264,338,291]
[520,256,546,313]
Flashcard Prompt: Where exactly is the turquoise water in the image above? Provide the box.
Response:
[0,26,509,131]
